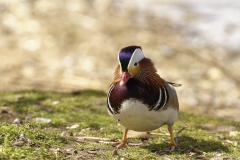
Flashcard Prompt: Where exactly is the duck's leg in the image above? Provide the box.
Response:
[167,125,178,152]
[117,128,128,148]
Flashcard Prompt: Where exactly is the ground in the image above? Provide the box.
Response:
[0,90,239,159]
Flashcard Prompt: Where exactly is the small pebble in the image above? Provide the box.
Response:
[216,149,224,153]
[216,153,222,157]
[233,142,238,146]
[0,107,9,114]
[50,148,61,152]
[100,127,105,131]
[229,131,239,137]
[162,157,172,160]
[13,118,22,124]
[60,131,73,137]
[52,101,60,105]
[12,134,31,147]
[33,117,52,124]
[65,148,77,155]
[18,134,27,141]
[66,124,79,129]
[218,135,225,140]
[112,149,118,156]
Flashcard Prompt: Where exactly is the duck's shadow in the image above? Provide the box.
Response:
[142,135,229,155]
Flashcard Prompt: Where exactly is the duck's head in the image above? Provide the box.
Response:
[118,45,145,86]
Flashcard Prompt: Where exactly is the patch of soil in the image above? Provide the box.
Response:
[71,148,105,160]
[0,106,18,123]
[53,147,106,160]
[199,124,237,133]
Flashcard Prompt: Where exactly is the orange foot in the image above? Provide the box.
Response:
[115,129,129,148]
[116,140,128,148]
[166,144,179,152]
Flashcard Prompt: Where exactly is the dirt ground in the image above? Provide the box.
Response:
[0,0,240,121]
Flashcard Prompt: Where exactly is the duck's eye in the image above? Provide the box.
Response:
[134,62,138,66]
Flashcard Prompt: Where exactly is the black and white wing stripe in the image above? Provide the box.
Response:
[152,86,169,111]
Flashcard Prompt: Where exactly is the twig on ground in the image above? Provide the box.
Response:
[175,126,188,146]
[189,145,205,154]
[151,130,170,136]
[151,133,170,136]
[69,136,146,147]
[70,136,115,143]
[176,126,188,138]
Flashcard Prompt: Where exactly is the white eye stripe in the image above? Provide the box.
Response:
[128,48,144,70]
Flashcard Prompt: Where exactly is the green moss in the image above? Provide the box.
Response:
[0,90,239,159]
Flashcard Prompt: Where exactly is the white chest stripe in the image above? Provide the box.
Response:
[107,84,115,114]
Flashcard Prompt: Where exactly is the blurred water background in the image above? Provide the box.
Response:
[0,0,239,121]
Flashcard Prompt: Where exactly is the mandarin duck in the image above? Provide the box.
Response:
[107,45,181,151]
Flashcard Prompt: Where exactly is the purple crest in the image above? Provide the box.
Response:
[118,46,142,71]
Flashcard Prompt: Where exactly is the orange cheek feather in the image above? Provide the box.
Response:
[128,65,141,77]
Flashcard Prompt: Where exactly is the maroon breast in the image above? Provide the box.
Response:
[107,79,159,114]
